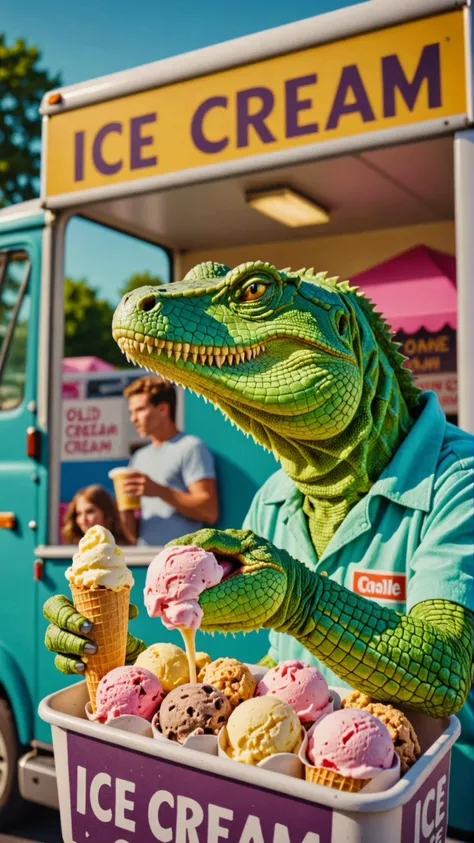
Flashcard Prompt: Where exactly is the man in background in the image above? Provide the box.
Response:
[119,376,218,545]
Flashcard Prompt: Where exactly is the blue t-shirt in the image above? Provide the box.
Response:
[129,433,216,546]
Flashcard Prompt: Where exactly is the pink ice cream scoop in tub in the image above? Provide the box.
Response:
[257,660,332,725]
[307,707,395,779]
[144,545,224,629]
[91,665,164,724]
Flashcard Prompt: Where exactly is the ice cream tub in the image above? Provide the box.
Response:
[39,676,460,843]
[151,711,219,755]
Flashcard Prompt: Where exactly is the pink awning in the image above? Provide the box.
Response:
[351,246,457,334]
[62,356,116,373]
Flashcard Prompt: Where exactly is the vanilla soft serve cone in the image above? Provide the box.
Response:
[65,526,134,712]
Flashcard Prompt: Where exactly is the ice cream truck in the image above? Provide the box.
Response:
[0,0,473,831]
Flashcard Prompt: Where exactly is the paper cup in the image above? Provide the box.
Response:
[85,702,153,737]
[299,723,401,793]
[218,725,304,777]
[108,467,141,511]
[151,712,219,755]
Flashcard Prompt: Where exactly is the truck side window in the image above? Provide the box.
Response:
[0,249,31,411]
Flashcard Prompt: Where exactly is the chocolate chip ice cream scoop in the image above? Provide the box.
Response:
[158,682,232,743]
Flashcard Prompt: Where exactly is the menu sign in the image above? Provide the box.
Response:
[395,326,457,413]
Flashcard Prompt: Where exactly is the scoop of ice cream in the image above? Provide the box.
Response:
[144,545,223,629]
[198,658,256,709]
[225,696,302,765]
[196,652,211,672]
[257,660,330,724]
[94,665,163,723]
[308,708,394,779]
[135,642,190,693]
[65,525,134,591]
[159,682,232,743]
[342,692,421,774]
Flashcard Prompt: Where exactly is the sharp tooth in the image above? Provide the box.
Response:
[125,352,131,363]
[139,343,145,353]
[227,353,234,365]
[245,347,252,361]
[165,341,173,351]
[208,354,214,366]
[167,348,173,358]
[192,351,199,364]
[147,345,153,355]
[199,345,206,355]
[182,350,189,362]
[199,353,207,364]
[261,344,266,352]
[215,355,224,368]
[175,350,182,361]
[252,347,257,359]
[183,342,191,354]
[158,339,166,349]
[133,340,139,350]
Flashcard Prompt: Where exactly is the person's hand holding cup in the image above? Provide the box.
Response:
[108,468,141,511]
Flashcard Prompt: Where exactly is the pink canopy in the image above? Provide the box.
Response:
[62,356,116,373]
[351,246,457,334]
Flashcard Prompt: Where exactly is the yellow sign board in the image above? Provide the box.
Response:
[45,11,467,197]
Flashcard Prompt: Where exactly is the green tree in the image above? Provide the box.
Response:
[0,35,61,207]
[119,270,163,298]
[64,277,124,368]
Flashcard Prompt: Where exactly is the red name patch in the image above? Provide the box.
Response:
[353,570,406,602]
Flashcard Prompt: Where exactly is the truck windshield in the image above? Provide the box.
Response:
[0,249,30,411]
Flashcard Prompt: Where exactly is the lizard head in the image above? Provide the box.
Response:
[112,260,382,448]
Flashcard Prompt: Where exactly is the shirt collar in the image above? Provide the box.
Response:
[261,392,445,515]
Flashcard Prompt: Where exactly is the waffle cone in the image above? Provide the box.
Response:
[305,766,370,792]
[71,585,130,712]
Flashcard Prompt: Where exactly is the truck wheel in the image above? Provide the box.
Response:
[0,696,29,829]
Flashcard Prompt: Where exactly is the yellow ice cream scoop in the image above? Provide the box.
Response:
[225,695,302,765]
[136,642,190,693]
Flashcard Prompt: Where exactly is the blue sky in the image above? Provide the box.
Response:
[5,0,365,304]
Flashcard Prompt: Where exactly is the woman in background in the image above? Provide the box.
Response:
[62,484,133,544]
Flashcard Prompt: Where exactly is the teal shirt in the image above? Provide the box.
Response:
[243,391,474,833]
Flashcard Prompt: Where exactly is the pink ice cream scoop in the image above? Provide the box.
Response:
[94,665,164,724]
[257,660,331,724]
[144,545,224,629]
[308,708,394,779]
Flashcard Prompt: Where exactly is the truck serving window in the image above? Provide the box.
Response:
[0,249,30,411]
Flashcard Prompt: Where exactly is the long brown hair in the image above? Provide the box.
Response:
[62,485,130,545]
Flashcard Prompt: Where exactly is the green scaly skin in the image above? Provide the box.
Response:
[111,260,473,717]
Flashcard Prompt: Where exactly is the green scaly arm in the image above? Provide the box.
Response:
[270,561,473,717]
[177,529,473,718]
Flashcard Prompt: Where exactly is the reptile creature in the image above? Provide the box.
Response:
[44,261,473,720]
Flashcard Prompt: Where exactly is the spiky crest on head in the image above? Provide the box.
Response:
[287,267,421,411]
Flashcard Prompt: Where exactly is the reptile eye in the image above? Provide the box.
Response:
[337,312,349,337]
[240,282,267,303]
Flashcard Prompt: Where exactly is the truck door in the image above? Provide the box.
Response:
[0,215,47,752]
